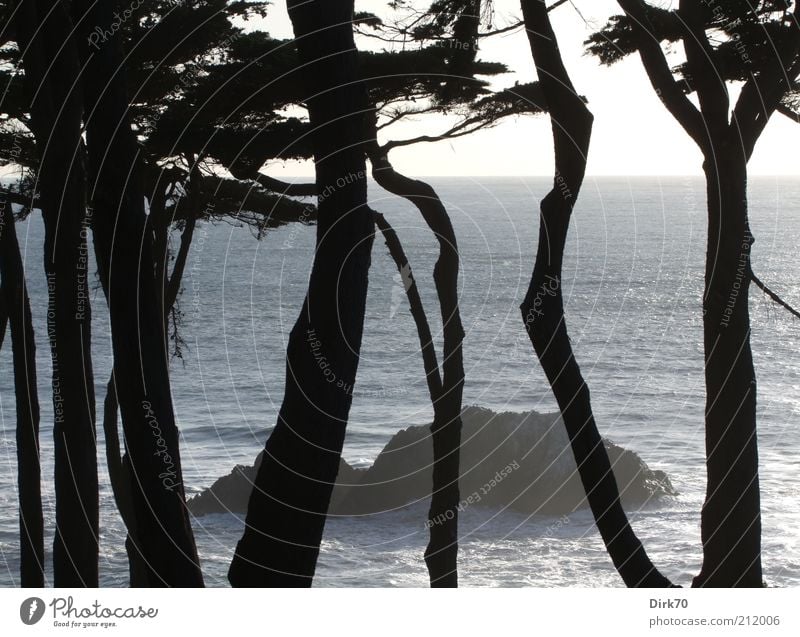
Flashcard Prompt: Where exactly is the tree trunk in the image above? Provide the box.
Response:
[228,0,373,587]
[373,211,443,403]
[14,0,99,586]
[0,204,44,586]
[368,149,465,587]
[0,282,7,351]
[74,0,204,586]
[520,0,672,588]
[693,153,761,587]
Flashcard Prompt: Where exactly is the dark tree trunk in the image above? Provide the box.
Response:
[368,149,465,587]
[373,211,443,403]
[228,0,373,587]
[14,0,99,586]
[693,152,761,587]
[74,0,204,586]
[520,0,672,588]
[0,205,44,586]
[99,373,147,585]
[0,281,7,350]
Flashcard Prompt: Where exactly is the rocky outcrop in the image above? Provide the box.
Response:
[188,406,675,517]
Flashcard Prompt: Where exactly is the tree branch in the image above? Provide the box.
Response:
[522,0,673,588]
[244,172,317,197]
[679,0,728,138]
[750,269,800,320]
[731,5,800,160]
[733,64,800,161]
[617,0,709,152]
[778,102,800,123]
[372,209,443,401]
[367,135,465,588]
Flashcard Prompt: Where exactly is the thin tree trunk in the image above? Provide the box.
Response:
[0,286,7,351]
[228,0,373,587]
[520,0,672,588]
[0,204,44,586]
[98,169,197,586]
[368,147,465,587]
[99,373,149,586]
[373,211,443,403]
[165,210,198,314]
[14,0,99,586]
[74,0,204,586]
[693,154,761,587]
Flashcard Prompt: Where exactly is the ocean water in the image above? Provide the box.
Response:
[1,176,798,587]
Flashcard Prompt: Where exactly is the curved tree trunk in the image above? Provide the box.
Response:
[0,285,7,350]
[14,0,99,586]
[228,0,373,587]
[693,153,760,587]
[368,146,465,587]
[520,0,672,588]
[0,204,44,586]
[74,0,204,586]
[373,211,443,403]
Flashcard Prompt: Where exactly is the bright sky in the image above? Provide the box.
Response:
[261,0,799,178]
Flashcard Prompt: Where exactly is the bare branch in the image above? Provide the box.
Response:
[733,56,800,161]
[372,209,443,401]
[247,173,316,197]
[617,0,709,152]
[679,0,728,136]
[751,270,800,320]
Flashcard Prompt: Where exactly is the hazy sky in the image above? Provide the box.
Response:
[262,0,799,178]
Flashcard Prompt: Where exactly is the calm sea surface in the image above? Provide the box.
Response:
[1,176,798,586]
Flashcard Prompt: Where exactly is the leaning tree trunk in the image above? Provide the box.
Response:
[519,0,671,588]
[0,282,6,350]
[373,211,443,403]
[228,0,374,587]
[74,0,204,586]
[14,0,99,586]
[693,152,761,587]
[0,204,44,586]
[368,146,465,587]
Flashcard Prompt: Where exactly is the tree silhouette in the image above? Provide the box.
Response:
[13,0,99,586]
[0,200,42,586]
[588,0,800,587]
[73,0,204,587]
[360,0,545,587]
[228,0,374,586]
[519,0,672,588]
